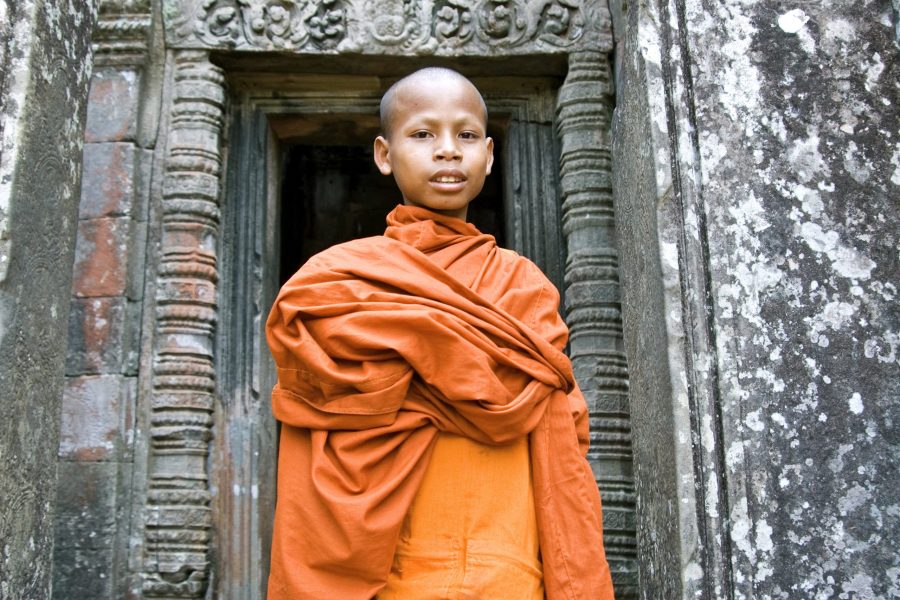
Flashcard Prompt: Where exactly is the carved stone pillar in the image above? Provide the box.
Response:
[557,50,637,597]
[142,50,225,598]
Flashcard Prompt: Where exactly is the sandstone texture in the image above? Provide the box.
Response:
[613,0,898,598]
[0,0,95,597]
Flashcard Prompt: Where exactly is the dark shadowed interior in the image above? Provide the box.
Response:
[279,136,505,284]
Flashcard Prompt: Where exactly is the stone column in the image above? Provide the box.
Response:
[557,50,638,597]
[0,0,95,597]
[612,0,899,598]
[141,50,225,598]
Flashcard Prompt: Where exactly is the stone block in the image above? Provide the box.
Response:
[79,142,137,218]
[71,217,131,297]
[58,375,135,461]
[612,1,900,598]
[0,1,95,595]
[51,548,113,600]
[53,462,118,549]
[66,297,126,375]
[84,67,139,143]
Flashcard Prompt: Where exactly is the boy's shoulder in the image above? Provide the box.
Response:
[496,246,556,287]
[302,235,395,269]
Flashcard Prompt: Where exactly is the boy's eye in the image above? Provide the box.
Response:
[411,131,432,139]
[459,131,479,140]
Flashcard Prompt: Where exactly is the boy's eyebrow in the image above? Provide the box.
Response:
[401,114,486,128]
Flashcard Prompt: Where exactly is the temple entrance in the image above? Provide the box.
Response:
[47,2,636,593]
[215,73,556,597]
[213,65,633,599]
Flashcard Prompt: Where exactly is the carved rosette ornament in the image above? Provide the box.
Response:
[142,51,226,598]
[168,0,598,54]
[557,51,638,595]
[434,1,475,46]
[476,0,529,46]
[194,0,349,50]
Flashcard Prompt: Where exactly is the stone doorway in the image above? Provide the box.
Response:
[134,36,633,600]
[214,65,578,598]
[52,3,634,598]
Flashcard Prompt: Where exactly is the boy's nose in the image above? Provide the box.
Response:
[433,133,462,160]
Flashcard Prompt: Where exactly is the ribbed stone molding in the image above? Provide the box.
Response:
[556,50,637,597]
[94,0,152,65]
[142,50,225,598]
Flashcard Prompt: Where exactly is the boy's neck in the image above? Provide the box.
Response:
[402,200,468,221]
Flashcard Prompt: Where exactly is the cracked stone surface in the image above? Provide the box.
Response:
[0,1,95,597]
[613,0,898,597]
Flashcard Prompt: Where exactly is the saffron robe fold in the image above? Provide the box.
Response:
[266,204,614,600]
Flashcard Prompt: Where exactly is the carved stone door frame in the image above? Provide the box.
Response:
[217,72,570,598]
[138,2,634,598]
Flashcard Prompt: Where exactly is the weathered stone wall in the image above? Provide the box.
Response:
[41,0,898,598]
[612,0,898,598]
[52,1,639,597]
[0,0,95,597]
[51,0,157,597]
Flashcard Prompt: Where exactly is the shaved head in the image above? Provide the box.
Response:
[379,67,488,139]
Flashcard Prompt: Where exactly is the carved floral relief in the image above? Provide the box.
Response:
[194,0,347,49]
[434,1,475,46]
[168,0,603,54]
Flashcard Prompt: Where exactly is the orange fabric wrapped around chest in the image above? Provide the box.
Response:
[266,205,614,599]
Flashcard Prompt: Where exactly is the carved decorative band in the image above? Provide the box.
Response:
[143,51,226,598]
[94,16,152,40]
[166,0,610,55]
[557,51,637,596]
[93,0,152,63]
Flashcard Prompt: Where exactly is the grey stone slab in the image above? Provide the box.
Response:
[58,375,135,462]
[0,1,95,598]
[66,297,127,375]
[612,0,899,598]
[84,67,140,143]
[53,461,119,549]
[122,299,143,376]
[50,548,114,600]
[78,142,137,218]
[125,218,147,302]
[133,148,154,222]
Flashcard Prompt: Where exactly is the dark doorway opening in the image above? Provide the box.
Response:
[278,136,506,285]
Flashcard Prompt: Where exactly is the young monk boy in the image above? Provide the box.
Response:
[266,67,615,599]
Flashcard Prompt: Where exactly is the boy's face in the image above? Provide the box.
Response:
[374,78,494,220]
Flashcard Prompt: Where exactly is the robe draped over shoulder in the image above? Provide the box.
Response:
[266,204,614,600]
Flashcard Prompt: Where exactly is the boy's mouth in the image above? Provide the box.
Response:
[430,170,466,184]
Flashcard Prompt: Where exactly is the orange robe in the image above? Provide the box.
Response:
[377,433,543,599]
[266,204,614,599]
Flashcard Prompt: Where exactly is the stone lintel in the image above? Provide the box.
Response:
[162,0,613,56]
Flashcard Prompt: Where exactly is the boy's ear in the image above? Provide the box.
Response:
[485,137,494,176]
[373,136,392,176]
